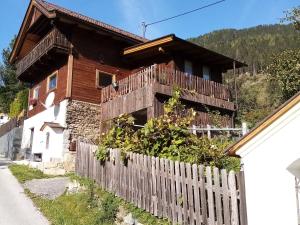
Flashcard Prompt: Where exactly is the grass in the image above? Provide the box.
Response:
[26,190,104,225]
[9,165,170,225]
[9,164,53,183]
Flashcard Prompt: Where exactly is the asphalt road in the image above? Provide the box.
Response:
[0,158,49,225]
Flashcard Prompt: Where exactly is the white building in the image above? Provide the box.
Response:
[228,92,300,225]
[21,100,69,163]
[0,114,10,125]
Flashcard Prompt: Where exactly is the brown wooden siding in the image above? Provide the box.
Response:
[71,28,132,104]
[27,57,68,118]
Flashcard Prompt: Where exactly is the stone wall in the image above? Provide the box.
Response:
[66,100,101,143]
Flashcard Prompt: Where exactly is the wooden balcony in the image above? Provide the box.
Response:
[101,65,234,110]
[16,28,70,77]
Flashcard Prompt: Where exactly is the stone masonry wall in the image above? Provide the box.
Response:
[66,100,101,143]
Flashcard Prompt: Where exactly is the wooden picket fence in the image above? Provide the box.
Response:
[75,141,247,225]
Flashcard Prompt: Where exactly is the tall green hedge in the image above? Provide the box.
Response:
[9,89,29,118]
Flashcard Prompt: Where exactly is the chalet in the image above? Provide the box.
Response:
[10,0,245,167]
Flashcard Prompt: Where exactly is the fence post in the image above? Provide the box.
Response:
[207,124,211,139]
[238,171,248,225]
[192,125,197,135]
[242,122,248,136]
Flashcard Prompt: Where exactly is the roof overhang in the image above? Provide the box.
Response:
[9,0,56,63]
[10,0,147,64]
[40,122,65,131]
[227,91,300,156]
[123,34,247,70]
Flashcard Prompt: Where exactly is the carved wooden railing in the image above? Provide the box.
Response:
[101,64,232,104]
[16,28,70,77]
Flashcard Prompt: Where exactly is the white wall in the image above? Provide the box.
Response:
[0,114,9,125]
[21,100,68,162]
[237,101,300,225]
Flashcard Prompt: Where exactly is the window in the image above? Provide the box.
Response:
[96,70,116,88]
[29,128,34,149]
[46,132,50,149]
[184,60,193,75]
[203,66,211,80]
[48,72,57,91]
[33,86,40,99]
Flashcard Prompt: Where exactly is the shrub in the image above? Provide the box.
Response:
[9,89,28,118]
[97,89,240,171]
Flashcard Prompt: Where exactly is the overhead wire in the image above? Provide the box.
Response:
[142,0,226,37]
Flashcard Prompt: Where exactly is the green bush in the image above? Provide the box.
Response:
[9,89,29,118]
[97,89,240,171]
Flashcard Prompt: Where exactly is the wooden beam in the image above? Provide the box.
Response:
[66,48,74,98]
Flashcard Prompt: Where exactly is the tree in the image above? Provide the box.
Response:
[0,37,26,113]
[283,6,300,31]
[267,49,300,102]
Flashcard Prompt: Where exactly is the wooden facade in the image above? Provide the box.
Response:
[11,0,245,128]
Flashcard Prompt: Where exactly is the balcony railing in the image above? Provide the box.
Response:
[101,64,231,104]
[16,28,70,77]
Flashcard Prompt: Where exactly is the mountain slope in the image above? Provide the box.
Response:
[189,24,300,73]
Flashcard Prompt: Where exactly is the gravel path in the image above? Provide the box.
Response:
[0,158,49,225]
[24,177,70,200]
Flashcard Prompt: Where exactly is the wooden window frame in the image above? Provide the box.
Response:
[184,60,193,75]
[32,85,40,100]
[47,71,58,92]
[96,69,116,89]
[202,65,211,81]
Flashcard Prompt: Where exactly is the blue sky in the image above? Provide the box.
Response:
[0,0,298,62]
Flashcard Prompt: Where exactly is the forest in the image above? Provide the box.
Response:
[190,23,300,127]
[189,24,300,74]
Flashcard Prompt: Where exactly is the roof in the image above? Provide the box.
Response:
[40,122,65,131]
[227,91,300,156]
[124,34,247,69]
[10,0,147,63]
[37,0,147,43]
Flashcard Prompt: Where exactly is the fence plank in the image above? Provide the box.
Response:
[192,164,201,225]
[152,157,157,216]
[229,171,239,225]
[156,157,162,218]
[75,141,246,225]
[237,171,248,225]
[206,166,215,225]
[186,163,194,224]
[160,158,167,218]
[214,167,223,225]
[222,169,231,225]
[170,160,177,224]
[180,162,189,224]
[175,161,183,224]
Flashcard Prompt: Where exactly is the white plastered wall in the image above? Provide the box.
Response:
[21,99,68,162]
[236,101,300,225]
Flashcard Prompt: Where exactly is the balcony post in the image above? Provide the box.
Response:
[233,60,238,109]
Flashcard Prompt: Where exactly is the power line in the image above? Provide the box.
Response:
[142,0,226,38]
